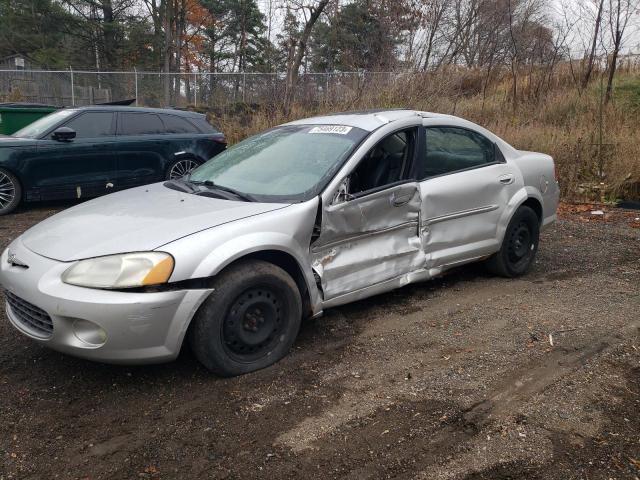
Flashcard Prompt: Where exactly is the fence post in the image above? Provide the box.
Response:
[243,71,246,103]
[69,66,75,106]
[194,73,197,107]
[326,74,330,102]
[134,67,138,106]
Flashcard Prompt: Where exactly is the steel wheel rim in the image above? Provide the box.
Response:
[0,172,16,210]
[169,159,198,179]
[222,287,286,362]
[507,221,533,265]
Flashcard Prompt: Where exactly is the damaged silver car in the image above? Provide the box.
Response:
[1,110,559,376]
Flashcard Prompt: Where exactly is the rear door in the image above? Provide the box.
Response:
[418,125,520,269]
[311,127,425,300]
[30,111,117,200]
[114,112,167,190]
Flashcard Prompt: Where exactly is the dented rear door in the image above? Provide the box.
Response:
[418,124,520,269]
[311,182,424,300]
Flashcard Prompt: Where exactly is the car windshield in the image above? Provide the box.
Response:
[188,124,368,202]
[12,109,77,139]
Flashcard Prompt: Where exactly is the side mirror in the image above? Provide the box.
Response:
[331,177,354,205]
[52,127,76,142]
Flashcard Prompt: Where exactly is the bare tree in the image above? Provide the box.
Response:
[282,0,331,113]
[604,0,639,103]
[414,0,449,70]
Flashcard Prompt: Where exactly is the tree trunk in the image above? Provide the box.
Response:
[605,35,621,104]
[98,0,116,70]
[582,0,604,89]
[163,0,173,106]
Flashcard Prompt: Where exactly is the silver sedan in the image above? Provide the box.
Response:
[0,110,559,376]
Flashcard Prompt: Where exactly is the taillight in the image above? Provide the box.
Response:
[212,136,226,145]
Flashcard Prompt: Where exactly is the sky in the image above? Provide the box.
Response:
[255,0,640,57]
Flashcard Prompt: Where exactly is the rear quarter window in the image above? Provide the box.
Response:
[190,116,219,133]
[119,113,164,135]
[161,114,200,134]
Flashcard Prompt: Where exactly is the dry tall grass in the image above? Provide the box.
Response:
[208,68,640,201]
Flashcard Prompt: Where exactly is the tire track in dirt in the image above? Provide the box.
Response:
[272,319,639,479]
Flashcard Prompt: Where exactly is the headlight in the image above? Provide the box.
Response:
[61,252,174,289]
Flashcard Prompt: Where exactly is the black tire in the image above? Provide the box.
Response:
[0,168,21,216]
[189,259,302,377]
[165,156,201,180]
[486,205,540,278]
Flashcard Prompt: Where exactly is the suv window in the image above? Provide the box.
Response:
[161,115,199,134]
[421,127,495,179]
[119,113,164,135]
[190,117,218,133]
[63,112,114,138]
[347,128,417,196]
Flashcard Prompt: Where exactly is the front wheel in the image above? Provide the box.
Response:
[0,168,21,215]
[189,260,302,377]
[486,205,540,277]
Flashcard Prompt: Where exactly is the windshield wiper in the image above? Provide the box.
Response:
[190,180,256,202]
[164,178,198,193]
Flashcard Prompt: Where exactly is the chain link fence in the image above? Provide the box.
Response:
[2,53,639,110]
[0,69,403,110]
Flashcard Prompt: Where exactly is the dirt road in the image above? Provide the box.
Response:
[1,203,639,480]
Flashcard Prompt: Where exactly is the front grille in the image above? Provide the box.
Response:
[5,290,53,337]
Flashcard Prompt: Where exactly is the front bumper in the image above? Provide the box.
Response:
[0,240,212,364]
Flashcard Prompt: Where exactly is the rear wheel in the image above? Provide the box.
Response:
[166,157,200,180]
[0,168,21,216]
[189,260,302,377]
[486,205,539,277]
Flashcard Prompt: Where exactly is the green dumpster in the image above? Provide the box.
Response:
[0,103,60,135]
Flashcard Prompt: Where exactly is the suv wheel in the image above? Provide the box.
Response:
[189,260,302,377]
[0,168,21,215]
[166,157,200,180]
[486,205,540,277]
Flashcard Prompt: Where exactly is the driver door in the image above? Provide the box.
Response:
[29,111,117,200]
[311,128,425,300]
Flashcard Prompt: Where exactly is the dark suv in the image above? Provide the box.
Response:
[0,106,226,214]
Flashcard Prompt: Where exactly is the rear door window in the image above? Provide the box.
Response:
[420,127,496,179]
[63,112,114,138]
[118,113,165,135]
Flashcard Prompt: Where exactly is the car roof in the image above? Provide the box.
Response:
[284,109,456,132]
[66,105,205,118]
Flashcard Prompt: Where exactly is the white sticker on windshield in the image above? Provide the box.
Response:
[308,125,353,135]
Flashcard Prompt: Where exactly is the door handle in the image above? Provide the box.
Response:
[498,174,515,185]
[392,192,412,206]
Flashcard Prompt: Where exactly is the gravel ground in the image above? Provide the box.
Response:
[0,202,639,480]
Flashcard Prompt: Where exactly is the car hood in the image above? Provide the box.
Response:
[21,183,289,262]
[0,135,37,147]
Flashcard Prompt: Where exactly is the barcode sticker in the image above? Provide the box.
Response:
[308,125,353,135]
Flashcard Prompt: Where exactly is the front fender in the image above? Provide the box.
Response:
[193,231,312,281]
[160,199,320,310]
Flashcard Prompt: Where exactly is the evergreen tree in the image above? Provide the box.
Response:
[309,0,401,72]
[0,0,75,68]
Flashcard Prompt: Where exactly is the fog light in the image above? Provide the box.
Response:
[72,319,107,346]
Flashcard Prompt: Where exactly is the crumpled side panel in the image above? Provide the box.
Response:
[311,183,425,300]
